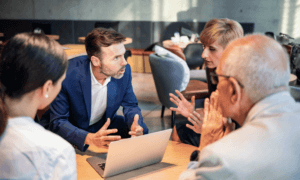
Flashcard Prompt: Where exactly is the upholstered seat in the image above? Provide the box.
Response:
[149,53,209,127]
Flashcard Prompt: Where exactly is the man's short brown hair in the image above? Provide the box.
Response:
[200,18,244,48]
[85,28,126,60]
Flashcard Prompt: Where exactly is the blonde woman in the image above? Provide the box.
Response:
[170,18,244,147]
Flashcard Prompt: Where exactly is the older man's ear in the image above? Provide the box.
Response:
[228,77,242,105]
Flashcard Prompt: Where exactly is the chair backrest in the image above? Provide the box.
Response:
[183,43,204,69]
[124,50,131,61]
[265,31,275,39]
[290,86,300,102]
[149,53,185,108]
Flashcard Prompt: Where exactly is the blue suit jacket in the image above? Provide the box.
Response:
[40,55,148,151]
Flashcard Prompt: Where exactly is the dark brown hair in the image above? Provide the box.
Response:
[0,33,68,136]
[85,28,126,60]
[0,93,7,136]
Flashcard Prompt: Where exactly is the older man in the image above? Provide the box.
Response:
[179,34,300,179]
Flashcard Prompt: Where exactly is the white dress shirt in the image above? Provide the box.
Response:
[89,62,111,126]
[0,117,77,179]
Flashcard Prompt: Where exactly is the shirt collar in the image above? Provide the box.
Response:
[90,62,111,86]
[244,91,293,125]
[7,116,35,127]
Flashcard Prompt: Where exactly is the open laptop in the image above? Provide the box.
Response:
[86,129,172,178]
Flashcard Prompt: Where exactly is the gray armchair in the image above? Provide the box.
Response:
[183,43,205,70]
[290,85,300,102]
[149,53,209,127]
[183,43,207,83]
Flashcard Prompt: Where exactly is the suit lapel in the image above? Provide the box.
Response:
[106,79,117,119]
[79,60,92,122]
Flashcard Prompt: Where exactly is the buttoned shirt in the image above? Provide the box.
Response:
[89,62,111,126]
[0,117,77,179]
[180,91,300,179]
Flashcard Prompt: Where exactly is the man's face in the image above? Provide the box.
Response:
[202,41,224,68]
[100,43,127,79]
[215,60,232,118]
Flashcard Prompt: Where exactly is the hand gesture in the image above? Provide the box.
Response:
[186,109,204,134]
[129,114,143,137]
[199,91,235,151]
[85,118,121,147]
[170,90,195,118]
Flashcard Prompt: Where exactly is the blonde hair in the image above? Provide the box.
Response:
[200,18,244,48]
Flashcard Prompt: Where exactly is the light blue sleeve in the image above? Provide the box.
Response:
[49,145,77,180]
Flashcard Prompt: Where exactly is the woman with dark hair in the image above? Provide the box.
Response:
[0,33,77,179]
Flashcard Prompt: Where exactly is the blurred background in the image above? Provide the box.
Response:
[0,0,298,48]
[2,0,300,132]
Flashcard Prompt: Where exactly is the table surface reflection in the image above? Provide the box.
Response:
[76,141,197,180]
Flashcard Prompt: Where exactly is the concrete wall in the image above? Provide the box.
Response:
[1,0,299,42]
[0,0,209,21]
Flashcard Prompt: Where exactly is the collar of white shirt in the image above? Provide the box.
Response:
[89,62,111,126]
[244,91,292,125]
[90,62,111,86]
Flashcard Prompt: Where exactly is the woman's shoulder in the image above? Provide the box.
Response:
[0,117,76,179]
[2,117,74,156]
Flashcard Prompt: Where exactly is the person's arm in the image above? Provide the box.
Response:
[179,148,233,180]
[49,83,90,152]
[49,88,121,150]
[84,118,121,146]
[50,144,77,180]
[121,65,148,134]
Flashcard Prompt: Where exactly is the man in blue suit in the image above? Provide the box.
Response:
[40,28,148,152]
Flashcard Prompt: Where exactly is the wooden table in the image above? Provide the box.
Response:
[78,37,132,45]
[162,40,201,61]
[46,34,59,40]
[162,40,194,50]
[76,141,197,180]
[0,33,3,46]
[78,37,85,43]
[63,44,87,59]
[62,44,152,73]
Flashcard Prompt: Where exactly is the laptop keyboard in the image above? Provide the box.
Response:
[98,163,106,170]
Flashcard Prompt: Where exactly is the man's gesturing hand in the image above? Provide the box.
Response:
[169,90,195,118]
[198,91,235,151]
[129,114,143,137]
[85,118,121,147]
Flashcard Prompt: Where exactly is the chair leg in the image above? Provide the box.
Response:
[171,111,175,128]
[161,106,165,118]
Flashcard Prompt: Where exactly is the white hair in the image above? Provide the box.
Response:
[221,34,290,103]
